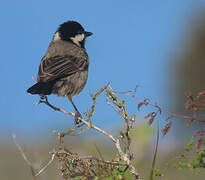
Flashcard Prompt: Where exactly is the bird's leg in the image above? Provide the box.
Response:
[68,96,82,124]
[34,95,48,106]
[40,95,47,101]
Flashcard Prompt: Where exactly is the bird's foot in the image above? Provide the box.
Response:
[34,95,48,106]
[40,95,47,101]
[74,111,82,124]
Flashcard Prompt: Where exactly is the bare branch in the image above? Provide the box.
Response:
[115,139,139,179]
[37,98,117,143]
[37,93,140,179]
[93,140,104,160]
[51,150,126,166]
[35,153,56,177]
[12,134,36,180]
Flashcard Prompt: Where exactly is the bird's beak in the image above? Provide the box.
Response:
[85,31,93,37]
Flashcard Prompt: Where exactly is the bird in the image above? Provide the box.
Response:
[27,20,93,124]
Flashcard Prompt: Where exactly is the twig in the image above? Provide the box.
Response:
[93,140,104,161]
[149,119,160,180]
[35,153,56,177]
[35,98,75,117]
[12,134,36,180]
[115,139,139,179]
[106,100,121,114]
[113,90,205,123]
[106,85,138,178]
[37,96,140,179]
[13,134,56,178]
[51,150,126,166]
[37,98,117,143]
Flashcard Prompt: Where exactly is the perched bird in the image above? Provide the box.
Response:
[27,21,93,123]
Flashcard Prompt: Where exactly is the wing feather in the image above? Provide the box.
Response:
[37,55,88,82]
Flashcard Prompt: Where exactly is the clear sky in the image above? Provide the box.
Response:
[1,0,205,140]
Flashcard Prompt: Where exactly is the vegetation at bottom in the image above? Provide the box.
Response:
[12,85,205,180]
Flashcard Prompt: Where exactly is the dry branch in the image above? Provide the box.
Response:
[12,134,36,180]
[36,86,140,179]
[13,134,56,179]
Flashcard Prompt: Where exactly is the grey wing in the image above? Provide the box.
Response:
[37,55,89,82]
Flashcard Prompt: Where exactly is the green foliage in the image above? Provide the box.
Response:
[22,85,205,179]
[56,85,140,179]
[149,121,160,180]
[185,139,194,152]
[171,139,205,175]
[153,168,164,177]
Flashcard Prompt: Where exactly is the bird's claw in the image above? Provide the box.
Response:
[34,96,48,106]
[74,111,82,124]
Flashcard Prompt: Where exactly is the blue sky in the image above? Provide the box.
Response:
[1,0,205,140]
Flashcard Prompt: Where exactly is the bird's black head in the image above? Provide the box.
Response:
[53,21,93,48]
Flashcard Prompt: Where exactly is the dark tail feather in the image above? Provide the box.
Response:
[27,82,53,95]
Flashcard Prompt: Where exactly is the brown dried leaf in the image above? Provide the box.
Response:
[154,103,162,114]
[196,137,203,151]
[192,102,203,108]
[144,98,149,105]
[197,91,205,99]
[186,92,194,101]
[162,122,172,137]
[193,130,201,137]
[148,116,155,126]
[145,112,156,118]
[137,102,145,110]
[185,100,192,110]
[138,98,150,110]
[144,112,153,119]
[145,112,157,126]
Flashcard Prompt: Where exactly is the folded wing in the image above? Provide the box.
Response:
[37,55,88,82]
[27,55,88,95]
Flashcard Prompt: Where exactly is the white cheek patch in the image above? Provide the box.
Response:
[53,32,61,41]
[70,34,85,46]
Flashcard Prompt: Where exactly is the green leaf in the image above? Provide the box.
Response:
[185,139,194,152]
